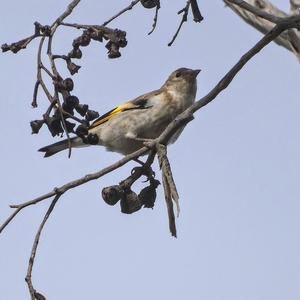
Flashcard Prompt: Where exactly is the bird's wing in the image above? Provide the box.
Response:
[90,90,160,129]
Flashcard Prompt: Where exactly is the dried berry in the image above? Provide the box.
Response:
[62,78,74,92]
[120,190,142,214]
[64,120,76,133]
[68,48,82,59]
[65,95,79,108]
[141,0,158,9]
[87,133,99,145]
[30,119,44,134]
[75,104,89,116]
[138,179,160,209]
[45,116,64,137]
[40,25,51,36]
[67,61,81,75]
[75,124,88,137]
[62,102,74,115]
[85,110,99,121]
[102,185,123,206]
[72,37,82,48]
[80,34,91,47]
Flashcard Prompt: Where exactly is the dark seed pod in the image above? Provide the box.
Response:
[80,34,91,47]
[67,61,81,75]
[30,119,44,134]
[62,78,74,92]
[120,190,142,214]
[64,120,76,133]
[62,102,74,115]
[141,0,158,9]
[138,179,160,208]
[68,48,82,59]
[72,37,82,48]
[75,104,89,116]
[106,42,121,59]
[75,124,88,137]
[139,186,156,209]
[65,95,79,108]
[87,133,99,145]
[40,25,51,36]
[85,110,99,121]
[102,185,123,206]
[45,116,64,137]
[90,30,103,42]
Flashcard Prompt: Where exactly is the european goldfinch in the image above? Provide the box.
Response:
[39,68,200,157]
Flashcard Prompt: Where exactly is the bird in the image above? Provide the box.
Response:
[39,67,200,157]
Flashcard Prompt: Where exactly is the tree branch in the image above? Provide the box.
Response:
[25,194,60,300]
[224,0,300,60]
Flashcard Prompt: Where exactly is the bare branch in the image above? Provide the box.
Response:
[148,1,160,35]
[168,1,191,47]
[224,0,300,60]
[102,0,141,27]
[25,194,60,300]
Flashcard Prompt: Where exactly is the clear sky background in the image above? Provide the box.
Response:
[1,1,300,299]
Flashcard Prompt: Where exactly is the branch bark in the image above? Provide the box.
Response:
[224,0,300,60]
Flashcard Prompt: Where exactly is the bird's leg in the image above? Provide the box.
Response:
[133,158,145,165]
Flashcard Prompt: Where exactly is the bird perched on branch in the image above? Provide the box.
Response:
[39,68,200,157]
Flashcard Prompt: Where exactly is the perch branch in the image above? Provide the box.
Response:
[224,0,300,60]
[25,194,60,300]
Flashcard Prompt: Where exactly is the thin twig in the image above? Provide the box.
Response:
[0,146,149,234]
[102,0,141,27]
[168,0,191,46]
[25,194,60,300]
[225,0,281,23]
[148,1,160,35]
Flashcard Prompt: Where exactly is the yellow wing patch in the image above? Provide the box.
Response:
[90,102,140,129]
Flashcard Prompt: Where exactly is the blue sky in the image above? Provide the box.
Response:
[1,1,300,299]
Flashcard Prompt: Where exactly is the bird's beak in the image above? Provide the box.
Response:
[192,69,201,77]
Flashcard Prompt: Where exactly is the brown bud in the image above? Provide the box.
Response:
[68,48,82,59]
[102,185,123,206]
[85,110,99,121]
[141,0,158,9]
[120,190,142,214]
[65,95,79,108]
[75,124,88,137]
[64,120,76,133]
[75,104,89,116]
[44,116,64,137]
[138,179,160,208]
[67,61,81,75]
[62,78,74,92]
[80,34,91,47]
[87,133,99,145]
[30,119,44,134]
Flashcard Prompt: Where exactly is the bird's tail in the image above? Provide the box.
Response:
[39,137,84,157]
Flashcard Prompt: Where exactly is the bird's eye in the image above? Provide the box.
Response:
[175,72,181,77]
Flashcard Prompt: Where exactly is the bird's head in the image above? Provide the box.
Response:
[163,67,201,94]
